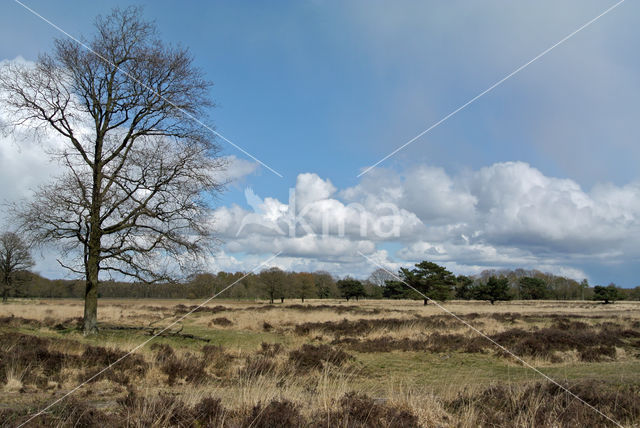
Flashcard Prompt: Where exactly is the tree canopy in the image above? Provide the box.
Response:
[387,261,456,305]
[336,278,366,301]
[519,277,551,300]
[592,284,624,304]
[472,276,511,304]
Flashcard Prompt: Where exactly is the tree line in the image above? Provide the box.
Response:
[378,263,631,304]
[2,252,636,304]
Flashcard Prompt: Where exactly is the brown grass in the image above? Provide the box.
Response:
[1,298,639,426]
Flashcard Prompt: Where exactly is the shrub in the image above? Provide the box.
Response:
[209,317,234,327]
[245,399,304,428]
[258,342,282,358]
[579,345,616,362]
[316,392,419,428]
[288,344,352,371]
[447,380,640,427]
[192,396,227,426]
[158,352,208,385]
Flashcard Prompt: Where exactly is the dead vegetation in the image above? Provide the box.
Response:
[447,380,640,427]
[288,344,353,372]
[1,299,640,427]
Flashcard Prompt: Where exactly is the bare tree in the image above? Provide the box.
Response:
[0,7,225,334]
[367,268,395,287]
[0,232,34,303]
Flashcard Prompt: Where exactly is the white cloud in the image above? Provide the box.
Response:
[215,155,259,184]
[207,162,640,281]
[467,162,639,252]
[294,173,336,210]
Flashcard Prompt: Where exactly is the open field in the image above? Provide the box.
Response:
[1,298,640,427]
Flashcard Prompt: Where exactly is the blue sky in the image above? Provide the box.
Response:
[1,1,639,286]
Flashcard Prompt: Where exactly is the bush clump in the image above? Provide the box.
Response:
[258,342,283,358]
[447,380,640,427]
[209,317,234,327]
[245,399,304,428]
[288,344,353,371]
[157,352,208,385]
[315,392,419,428]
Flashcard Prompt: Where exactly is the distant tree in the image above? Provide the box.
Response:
[0,232,35,302]
[455,275,474,300]
[368,268,396,287]
[188,272,217,298]
[592,284,624,304]
[314,271,336,299]
[293,272,317,303]
[396,261,456,305]
[363,280,384,299]
[627,286,640,301]
[472,276,511,304]
[579,279,589,301]
[259,268,287,304]
[518,277,550,300]
[336,278,365,301]
[382,279,408,299]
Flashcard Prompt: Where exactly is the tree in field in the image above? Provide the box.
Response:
[293,272,316,303]
[260,267,287,304]
[382,279,408,299]
[518,277,550,300]
[454,275,474,300]
[336,277,365,301]
[592,284,623,304]
[396,261,456,305]
[0,232,34,303]
[0,8,225,334]
[314,271,336,299]
[472,276,511,304]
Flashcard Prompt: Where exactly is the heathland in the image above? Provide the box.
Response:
[1,299,639,427]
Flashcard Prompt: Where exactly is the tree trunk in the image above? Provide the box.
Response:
[490,300,495,305]
[280,297,284,303]
[83,221,101,335]
[83,153,103,335]
[2,287,7,303]
[301,297,304,303]
[83,281,98,334]
[423,298,428,306]
[83,253,99,335]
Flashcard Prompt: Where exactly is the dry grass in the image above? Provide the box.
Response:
[1,298,640,427]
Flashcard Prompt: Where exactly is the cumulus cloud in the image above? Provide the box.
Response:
[468,162,639,252]
[209,162,640,282]
[294,173,336,210]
